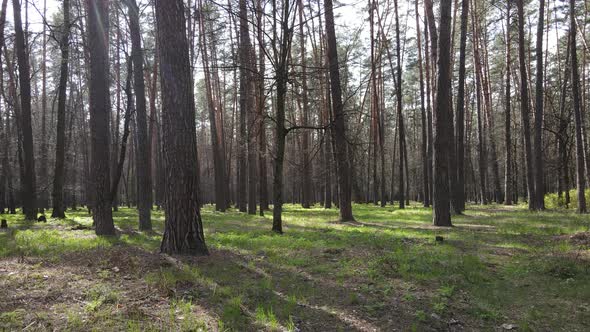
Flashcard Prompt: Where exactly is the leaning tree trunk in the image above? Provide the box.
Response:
[156,0,208,254]
[51,0,70,218]
[432,0,453,227]
[570,0,587,213]
[12,0,37,220]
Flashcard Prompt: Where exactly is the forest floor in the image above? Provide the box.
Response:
[0,203,589,331]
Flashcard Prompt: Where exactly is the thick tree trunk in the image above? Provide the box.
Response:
[51,0,70,219]
[432,0,452,227]
[87,0,114,234]
[324,0,354,221]
[12,0,36,220]
[156,0,208,254]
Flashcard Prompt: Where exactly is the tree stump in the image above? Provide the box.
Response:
[1,219,7,228]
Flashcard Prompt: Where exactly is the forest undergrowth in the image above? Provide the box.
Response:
[1,203,589,331]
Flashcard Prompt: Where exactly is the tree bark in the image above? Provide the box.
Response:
[432,0,452,227]
[155,0,208,254]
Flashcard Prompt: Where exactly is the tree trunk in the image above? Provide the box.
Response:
[112,6,121,212]
[570,0,587,213]
[454,0,468,212]
[126,0,152,230]
[324,0,354,221]
[38,0,48,213]
[12,0,37,220]
[110,58,134,209]
[256,0,269,212]
[271,0,293,233]
[533,0,545,210]
[415,0,430,207]
[517,0,536,210]
[504,2,513,205]
[394,0,405,209]
[156,0,208,254]
[198,0,227,212]
[87,0,114,234]
[432,0,452,227]
[237,0,257,215]
[0,0,7,214]
[51,0,70,219]
[299,0,312,209]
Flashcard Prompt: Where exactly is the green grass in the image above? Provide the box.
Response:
[1,202,589,331]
